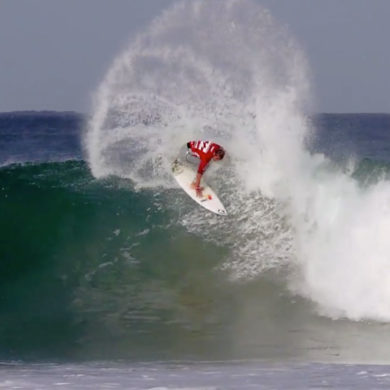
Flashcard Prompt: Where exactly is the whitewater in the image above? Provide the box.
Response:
[85,0,390,322]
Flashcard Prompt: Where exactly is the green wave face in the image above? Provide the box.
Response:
[0,161,236,360]
[3,161,390,363]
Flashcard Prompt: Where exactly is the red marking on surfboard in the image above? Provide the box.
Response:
[201,194,212,202]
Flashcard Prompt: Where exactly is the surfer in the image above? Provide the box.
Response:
[186,140,225,197]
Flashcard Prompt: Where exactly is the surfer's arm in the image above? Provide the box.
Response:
[194,172,202,188]
[191,172,204,197]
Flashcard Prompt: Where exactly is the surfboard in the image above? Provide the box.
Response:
[172,159,227,216]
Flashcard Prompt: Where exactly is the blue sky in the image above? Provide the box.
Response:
[0,0,389,113]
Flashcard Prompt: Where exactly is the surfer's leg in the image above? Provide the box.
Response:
[179,143,198,165]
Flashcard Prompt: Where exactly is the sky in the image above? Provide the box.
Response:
[0,0,389,113]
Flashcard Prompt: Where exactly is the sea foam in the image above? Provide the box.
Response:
[86,0,390,321]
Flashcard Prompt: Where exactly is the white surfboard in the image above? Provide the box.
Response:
[172,159,227,216]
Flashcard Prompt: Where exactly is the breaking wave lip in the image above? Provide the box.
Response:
[85,0,390,322]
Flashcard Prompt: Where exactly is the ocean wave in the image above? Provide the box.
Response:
[3,160,390,361]
[85,0,390,322]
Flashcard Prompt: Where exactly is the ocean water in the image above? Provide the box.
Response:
[2,0,390,388]
[2,114,390,389]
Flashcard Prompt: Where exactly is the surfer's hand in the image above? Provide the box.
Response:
[195,186,204,197]
[190,181,204,197]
